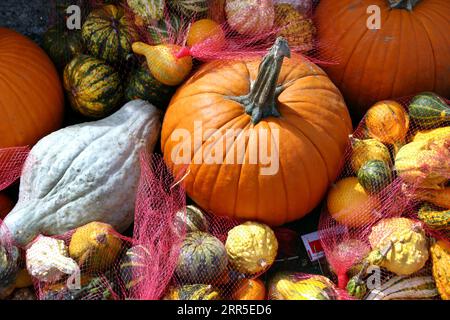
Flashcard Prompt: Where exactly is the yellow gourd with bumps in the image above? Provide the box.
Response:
[225,222,278,275]
[69,222,122,273]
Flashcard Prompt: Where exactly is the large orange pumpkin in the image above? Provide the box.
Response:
[316,0,450,120]
[0,28,64,148]
[161,38,352,226]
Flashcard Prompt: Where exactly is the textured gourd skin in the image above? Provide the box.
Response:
[269,273,338,300]
[395,126,450,189]
[368,218,429,275]
[2,100,161,247]
[430,240,450,300]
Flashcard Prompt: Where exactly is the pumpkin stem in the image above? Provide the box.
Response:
[388,0,421,11]
[226,37,291,124]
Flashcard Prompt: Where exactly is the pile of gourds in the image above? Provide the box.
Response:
[325,92,450,300]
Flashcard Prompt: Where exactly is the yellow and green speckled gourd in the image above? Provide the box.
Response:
[418,205,450,231]
[64,54,123,118]
[164,284,221,300]
[82,4,137,65]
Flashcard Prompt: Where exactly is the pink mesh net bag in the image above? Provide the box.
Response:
[318,93,449,300]
[127,154,280,300]
[0,147,30,192]
[127,0,333,64]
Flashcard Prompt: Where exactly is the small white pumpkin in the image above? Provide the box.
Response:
[2,100,161,246]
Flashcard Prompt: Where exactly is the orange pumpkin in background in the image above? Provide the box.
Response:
[0,28,64,148]
[316,0,450,120]
[0,193,13,220]
[161,38,352,226]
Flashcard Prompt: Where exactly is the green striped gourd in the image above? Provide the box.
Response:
[164,284,221,300]
[170,0,209,17]
[365,275,438,300]
[409,92,450,127]
[418,205,450,231]
[125,63,175,109]
[127,0,165,25]
[357,160,393,194]
[174,205,209,235]
[148,14,184,45]
[82,5,137,65]
[42,24,84,70]
[63,55,123,118]
[119,245,151,293]
[175,232,228,284]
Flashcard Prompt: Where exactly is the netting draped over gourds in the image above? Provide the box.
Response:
[318,95,450,300]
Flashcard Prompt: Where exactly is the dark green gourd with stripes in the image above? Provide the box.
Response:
[175,232,228,284]
[357,160,393,194]
[42,24,84,70]
[408,92,450,127]
[119,245,151,294]
[82,4,137,65]
[125,63,175,109]
[63,55,123,118]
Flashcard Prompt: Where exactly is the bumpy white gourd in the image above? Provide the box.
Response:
[26,236,78,283]
[3,100,161,246]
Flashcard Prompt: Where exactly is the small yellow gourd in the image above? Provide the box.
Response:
[395,126,449,189]
[350,137,392,172]
[69,222,122,273]
[368,218,429,276]
[269,273,338,300]
[225,222,278,275]
[430,239,450,300]
[132,42,193,86]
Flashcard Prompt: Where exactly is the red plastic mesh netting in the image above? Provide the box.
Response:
[318,95,449,300]
[0,147,30,192]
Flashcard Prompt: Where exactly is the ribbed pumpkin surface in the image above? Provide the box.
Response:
[316,0,450,120]
[0,28,64,148]
[162,55,352,226]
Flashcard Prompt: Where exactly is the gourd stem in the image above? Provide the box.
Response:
[388,0,421,11]
[226,37,291,124]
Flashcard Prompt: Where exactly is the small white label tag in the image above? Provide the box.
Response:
[301,231,325,262]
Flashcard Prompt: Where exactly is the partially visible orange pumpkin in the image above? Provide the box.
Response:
[234,278,266,300]
[0,192,13,220]
[161,38,352,226]
[316,0,450,120]
[0,28,64,148]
